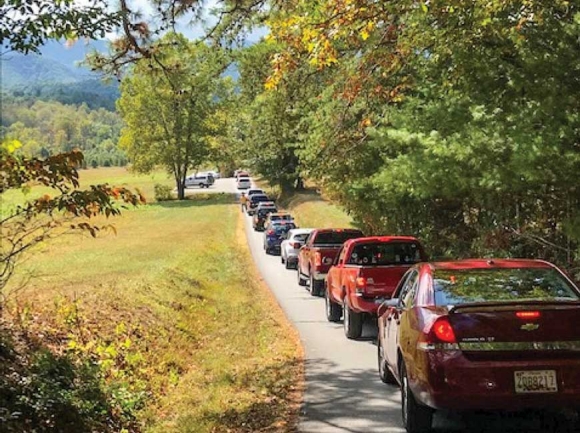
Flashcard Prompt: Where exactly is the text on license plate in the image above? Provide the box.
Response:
[514,370,557,393]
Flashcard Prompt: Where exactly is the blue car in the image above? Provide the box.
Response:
[263,223,297,255]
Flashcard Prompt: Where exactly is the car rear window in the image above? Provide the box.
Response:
[271,214,292,221]
[258,209,276,217]
[347,242,423,266]
[292,233,310,242]
[274,224,296,235]
[251,195,269,202]
[433,268,580,306]
[313,230,363,245]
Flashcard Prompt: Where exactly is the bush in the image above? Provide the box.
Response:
[154,184,174,201]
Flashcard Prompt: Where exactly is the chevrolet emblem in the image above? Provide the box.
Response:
[521,323,540,331]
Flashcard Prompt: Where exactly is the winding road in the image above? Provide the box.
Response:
[192,178,568,433]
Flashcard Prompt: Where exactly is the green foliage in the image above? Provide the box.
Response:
[153,184,174,201]
[232,0,580,275]
[0,0,120,54]
[118,33,228,200]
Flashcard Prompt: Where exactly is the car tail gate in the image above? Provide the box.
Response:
[447,304,580,360]
[357,266,409,297]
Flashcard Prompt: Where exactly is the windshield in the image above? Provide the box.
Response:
[347,242,423,266]
[251,195,269,203]
[314,231,363,245]
[433,268,579,306]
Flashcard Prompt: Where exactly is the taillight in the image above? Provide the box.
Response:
[355,276,367,297]
[267,230,274,235]
[516,311,541,319]
[418,317,458,351]
[432,318,456,343]
[314,252,322,266]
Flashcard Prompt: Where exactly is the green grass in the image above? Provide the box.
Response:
[2,168,301,432]
[1,166,173,213]
[283,192,354,229]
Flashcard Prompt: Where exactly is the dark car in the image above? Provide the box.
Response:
[376,259,580,433]
[247,194,271,215]
[263,222,297,255]
[253,206,278,231]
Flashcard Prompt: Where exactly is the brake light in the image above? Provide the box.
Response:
[315,252,322,266]
[516,311,541,319]
[432,318,456,344]
[267,230,274,235]
[355,277,367,288]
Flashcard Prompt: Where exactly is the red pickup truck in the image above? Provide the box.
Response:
[297,228,364,297]
[325,236,427,339]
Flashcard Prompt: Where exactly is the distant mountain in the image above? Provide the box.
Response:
[1,40,119,109]
[1,40,108,89]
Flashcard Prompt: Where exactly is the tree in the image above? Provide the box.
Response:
[0,142,143,294]
[0,0,120,54]
[117,33,227,199]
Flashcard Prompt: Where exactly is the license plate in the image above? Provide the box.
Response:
[514,370,557,393]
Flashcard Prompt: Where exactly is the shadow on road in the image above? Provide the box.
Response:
[301,357,580,433]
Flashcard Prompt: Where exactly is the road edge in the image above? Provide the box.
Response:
[236,209,305,432]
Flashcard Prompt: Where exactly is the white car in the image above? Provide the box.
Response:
[247,188,264,198]
[280,228,314,269]
[185,173,215,188]
[237,176,251,189]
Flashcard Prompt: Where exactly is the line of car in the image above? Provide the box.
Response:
[237,174,580,433]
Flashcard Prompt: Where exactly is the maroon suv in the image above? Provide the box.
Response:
[377,259,580,433]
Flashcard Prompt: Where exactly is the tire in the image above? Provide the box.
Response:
[281,256,285,264]
[285,259,293,270]
[378,336,397,384]
[401,362,433,433]
[297,265,307,286]
[310,273,324,297]
[325,288,342,322]
[343,301,363,339]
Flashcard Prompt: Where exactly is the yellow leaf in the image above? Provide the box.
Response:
[360,29,370,40]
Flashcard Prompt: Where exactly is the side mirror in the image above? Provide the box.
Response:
[377,298,399,317]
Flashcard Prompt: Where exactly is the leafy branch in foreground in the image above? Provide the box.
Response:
[0,143,145,294]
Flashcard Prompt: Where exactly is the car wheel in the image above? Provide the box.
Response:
[378,336,397,384]
[285,259,293,270]
[310,274,323,297]
[325,288,342,322]
[401,362,433,433]
[297,265,307,287]
[281,256,285,264]
[343,301,363,339]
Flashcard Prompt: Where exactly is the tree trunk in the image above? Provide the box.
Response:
[177,180,186,200]
[295,176,305,191]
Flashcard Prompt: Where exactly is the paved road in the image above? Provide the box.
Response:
[225,178,570,433]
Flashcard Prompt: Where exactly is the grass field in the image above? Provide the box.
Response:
[1,168,302,432]
[285,192,354,229]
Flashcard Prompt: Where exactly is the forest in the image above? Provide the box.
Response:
[1,97,126,168]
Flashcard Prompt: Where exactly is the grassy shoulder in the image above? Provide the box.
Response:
[256,180,353,229]
[1,169,302,432]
